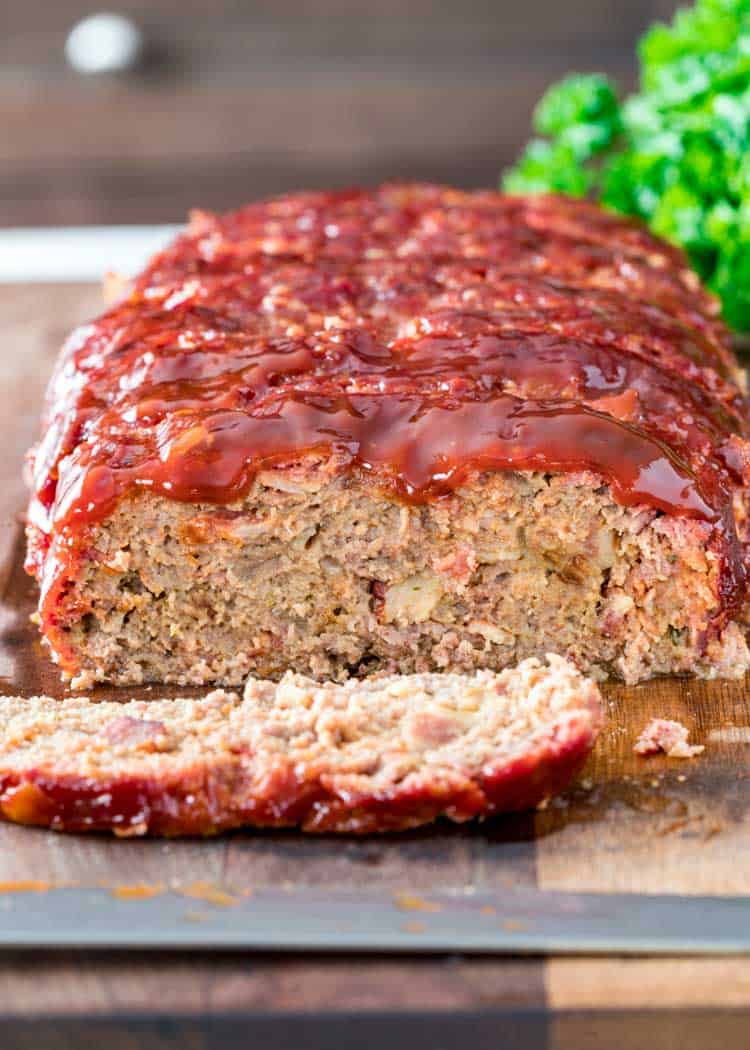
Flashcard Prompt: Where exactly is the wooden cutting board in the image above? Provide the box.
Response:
[0,283,749,1044]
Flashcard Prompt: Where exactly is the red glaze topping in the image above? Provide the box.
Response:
[27,185,750,624]
[0,703,598,835]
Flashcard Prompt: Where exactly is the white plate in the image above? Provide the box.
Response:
[0,226,180,283]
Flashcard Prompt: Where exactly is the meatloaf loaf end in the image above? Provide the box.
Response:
[0,655,601,835]
[26,184,750,687]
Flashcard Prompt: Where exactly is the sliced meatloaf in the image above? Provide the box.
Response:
[0,655,601,835]
[26,184,750,687]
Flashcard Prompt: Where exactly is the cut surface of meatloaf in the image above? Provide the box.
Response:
[26,184,750,687]
[0,655,601,835]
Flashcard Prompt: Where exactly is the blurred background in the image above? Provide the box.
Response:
[4,0,681,227]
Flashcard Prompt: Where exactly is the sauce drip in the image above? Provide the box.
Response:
[54,393,717,525]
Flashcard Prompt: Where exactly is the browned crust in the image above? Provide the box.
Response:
[0,663,602,836]
[0,713,597,836]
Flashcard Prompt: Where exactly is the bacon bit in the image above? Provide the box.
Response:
[102,716,168,748]
[634,718,704,759]
[432,545,478,585]
[405,710,462,748]
[111,882,165,900]
[393,892,442,913]
[370,579,387,618]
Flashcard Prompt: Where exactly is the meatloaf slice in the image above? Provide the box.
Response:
[26,185,750,687]
[0,655,601,836]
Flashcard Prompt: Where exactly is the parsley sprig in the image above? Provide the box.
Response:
[503,0,750,330]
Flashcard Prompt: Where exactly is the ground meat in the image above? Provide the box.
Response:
[0,655,601,836]
[25,185,750,687]
[634,718,705,759]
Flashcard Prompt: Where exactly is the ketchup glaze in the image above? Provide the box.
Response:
[26,185,750,624]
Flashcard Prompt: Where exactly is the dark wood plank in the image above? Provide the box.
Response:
[552,1010,750,1050]
[1,1,675,76]
[0,0,682,224]
[0,75,564,172]
[0,68,630,225]
[0,951,545,1015]
[0,1010,550,1050]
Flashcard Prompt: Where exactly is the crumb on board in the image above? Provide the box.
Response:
[175,881,239,907]
[394,893,442,913]
[634,718,704,759]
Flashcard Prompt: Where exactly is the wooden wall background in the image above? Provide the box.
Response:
[2,0,681,226]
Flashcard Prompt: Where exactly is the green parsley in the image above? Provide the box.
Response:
[503,0,750,330]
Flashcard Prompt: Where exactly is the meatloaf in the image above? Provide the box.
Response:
[0,655,601,835]
[26,184,750,687]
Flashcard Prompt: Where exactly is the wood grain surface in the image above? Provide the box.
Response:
[1,0,681,226]
[0,283,749,1046]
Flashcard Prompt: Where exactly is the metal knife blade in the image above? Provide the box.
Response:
[0,886,746,954]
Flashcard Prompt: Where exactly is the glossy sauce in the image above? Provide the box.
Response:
[27,185,750,620]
